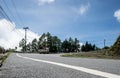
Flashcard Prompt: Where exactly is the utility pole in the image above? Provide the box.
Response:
[104,39,106,48]
[23,27,29,52]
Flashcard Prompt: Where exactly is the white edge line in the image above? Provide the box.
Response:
[16,53,120,78]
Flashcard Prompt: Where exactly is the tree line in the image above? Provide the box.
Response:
[19,32,97,53]
[81,41,98,52]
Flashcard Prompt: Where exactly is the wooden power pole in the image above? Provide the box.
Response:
[23,27,29,52]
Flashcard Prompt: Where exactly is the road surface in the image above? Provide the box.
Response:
[0,53,120,78]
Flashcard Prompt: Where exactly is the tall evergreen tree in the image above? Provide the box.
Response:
[26,43,32,52]
[19,38,25,51]
[74,38,80,51]
[31,38,38,52]
[62,39,69,52]
[62,38,80,52]
[81,41,96,52]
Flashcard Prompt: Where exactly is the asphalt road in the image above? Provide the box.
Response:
[0,53,120,78]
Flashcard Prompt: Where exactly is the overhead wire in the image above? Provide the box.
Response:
[0,1,24,38]
[2,0,25,38]
[10,0,34,39]
[2,0,16,22]
[11,0,24,26]
[0,4,15,46]
[0,5,12,22]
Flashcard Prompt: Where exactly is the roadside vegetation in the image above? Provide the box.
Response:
[0,52,11,64]
[62,35,120,59]
[0,46,11,67]
[61,51,120,59]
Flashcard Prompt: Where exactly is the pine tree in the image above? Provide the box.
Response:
[19,38,25,51]
[31,38,38,52]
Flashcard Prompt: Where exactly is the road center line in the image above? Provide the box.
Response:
[16,53,120,78]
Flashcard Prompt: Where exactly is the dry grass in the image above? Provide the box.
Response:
[61,51,120,60]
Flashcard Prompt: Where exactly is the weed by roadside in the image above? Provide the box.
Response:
[0,52,11,67]
[61,51,120,60]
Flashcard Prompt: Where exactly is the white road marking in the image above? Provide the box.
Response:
[16,53,120,78]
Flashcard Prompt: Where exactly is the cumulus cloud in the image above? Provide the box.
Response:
[37,0,55,5]
[114,9,120,22]
[79,3,90,15]
[0,19,40,50]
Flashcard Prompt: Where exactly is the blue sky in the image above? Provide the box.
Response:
[0,0,120,48]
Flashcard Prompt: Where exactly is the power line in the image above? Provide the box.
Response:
[0,6,10,21]
[0,6,24,38]
[2,0,16,22]
[0,5,16,32]
[0,0,27,38]
[0,9,5,18]
[1,0,25,28]
[0,5,12,22]
[15,29,37,39]
[14,29,24,37]
[11,0,24,26]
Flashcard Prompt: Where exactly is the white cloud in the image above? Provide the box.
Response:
[79,3,90,15]
[0,19,40,50]
[37,0,55,5]
[114,9,120,22]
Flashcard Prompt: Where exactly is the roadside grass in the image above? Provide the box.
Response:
[0,52,11,66]
[61,51,120,59]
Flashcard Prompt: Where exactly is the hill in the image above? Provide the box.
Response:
[110,35,120,55]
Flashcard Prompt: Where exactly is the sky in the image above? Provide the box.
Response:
[0,0,120,49]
